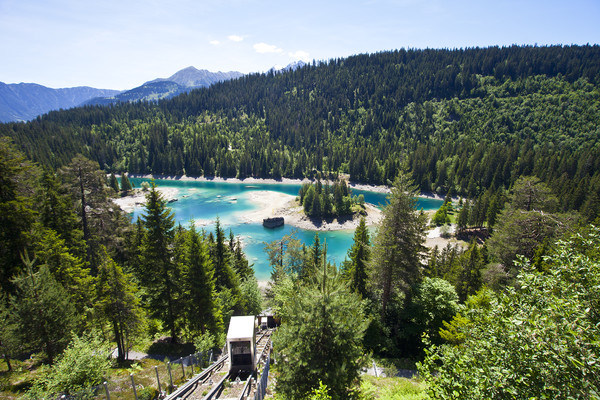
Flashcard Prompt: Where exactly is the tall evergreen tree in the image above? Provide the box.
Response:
[120,173,133,194]
[109,173,120,193]
[181,226,222,337]
[95,250,144,362]
[0,137,38,295]
[59,155,111,273]
[275,263,368,400]
[370,172,427,315]
[7,254,76,364]
[137,181,180,341]
[36,170,83,255]
[347,217,371,298]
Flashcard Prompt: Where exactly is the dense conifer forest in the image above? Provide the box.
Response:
[2,45,600,218]
[2,45,600,399]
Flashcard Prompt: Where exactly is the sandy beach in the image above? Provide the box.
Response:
[111,187,179,213]
[113,175,447,238]
[236,190,383,231]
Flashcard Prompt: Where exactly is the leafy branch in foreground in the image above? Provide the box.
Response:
[419,226,600,399]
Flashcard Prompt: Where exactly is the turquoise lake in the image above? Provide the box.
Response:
[129,178,443,281]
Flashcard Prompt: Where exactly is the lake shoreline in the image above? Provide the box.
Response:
[126,173,445,201]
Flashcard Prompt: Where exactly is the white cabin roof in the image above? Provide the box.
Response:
[227,316,255,340]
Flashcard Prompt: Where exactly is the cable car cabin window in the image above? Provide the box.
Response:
[231,341,252,366]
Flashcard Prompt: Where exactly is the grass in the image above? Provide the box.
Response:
[360,375,429,400]
[0,357,44,399]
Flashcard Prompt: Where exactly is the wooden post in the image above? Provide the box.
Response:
[180,357,185,379]
[103,381,110,400]
[167,361,173,390]
[130,374,138,400]
[155,366,161,393]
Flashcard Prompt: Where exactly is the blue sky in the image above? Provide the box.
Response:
[1,0,599,90]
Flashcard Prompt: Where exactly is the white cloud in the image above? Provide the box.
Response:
[209,40,220,45]
[253,42,283,54]
[288,50,310,62]
[228,35,244,42]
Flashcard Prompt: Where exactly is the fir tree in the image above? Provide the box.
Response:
[182,226,222,337]
[109,173,120,193]
[275,262,368,400]
[370,172,427,315]
[7,253,76,364]
[347,217,370,298]
[120,173,133,194]
[138,181,180,341]
[95,250,144,362]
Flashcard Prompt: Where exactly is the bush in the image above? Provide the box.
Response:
[419,227,600,399]
[25,333,112,399]
[137,386,159,400]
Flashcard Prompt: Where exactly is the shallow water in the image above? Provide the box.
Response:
[128,178,443,280]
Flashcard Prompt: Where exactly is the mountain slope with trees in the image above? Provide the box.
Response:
[2,45,599,216]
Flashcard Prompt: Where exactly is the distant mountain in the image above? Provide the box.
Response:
[86,67,243,106]
[279,60,307,72]
[150,66,243,87]
[0,82,120,122]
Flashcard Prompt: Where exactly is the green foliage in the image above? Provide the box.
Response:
[412,277,460,345]
[299,179,354,218]
[178,225,223,338]
[345,217,371,298]
[487,177,578,278]
[137,181,180,341]
[310,381,332,400]
[120,172,133,193]
[193,331,216,354]
[431,201,451,226]
[95,249,145,363]
[7,255,76,364]
[238,276,263,315]
[274,265,368,400]
[419,227,600,399]
[360,375,428,400]
[25,333,111,399]
[109,172,120,193]
[370,172,427,315]
[0,137,38,295]
[137,386,159,400]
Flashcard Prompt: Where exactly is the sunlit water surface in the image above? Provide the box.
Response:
[128,178,443,280]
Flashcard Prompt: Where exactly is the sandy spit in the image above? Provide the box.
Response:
[111,187,179,213]
[236,190,383,232]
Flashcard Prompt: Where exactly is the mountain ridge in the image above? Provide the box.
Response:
[0,82,120,122]
[0,66,245,122]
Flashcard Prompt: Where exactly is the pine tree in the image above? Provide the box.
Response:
[138,181,180,341]
[181,226,222,337]
[120,173,133,194]
[370,173,427,315]
[456,240,484,302]
[95,250,144,362]
[109,173,120,193]
[7,253,76,364]
[37,169,83,253]
[0,137,38,295]
[59,155,111,273]
[34,227,94,320]
[347,217,370,298]
[275,262,368,400]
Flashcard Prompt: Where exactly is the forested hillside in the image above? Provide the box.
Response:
[2,45,600,216]
[2,45,600,398]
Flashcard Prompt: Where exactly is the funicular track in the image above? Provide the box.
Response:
[171,329,273,400]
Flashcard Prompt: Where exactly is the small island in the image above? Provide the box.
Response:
[298,179,365,219]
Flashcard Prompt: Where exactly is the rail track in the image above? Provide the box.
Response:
[167,329,273,400]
